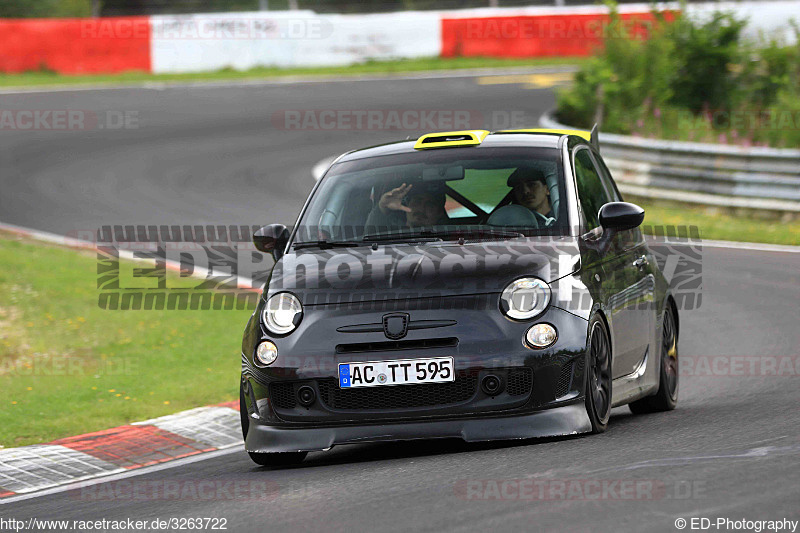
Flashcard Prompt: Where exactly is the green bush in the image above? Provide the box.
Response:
[668,11,747,114]
[556,5,682,134]
[556,2,800,147]
[0,0,92,17]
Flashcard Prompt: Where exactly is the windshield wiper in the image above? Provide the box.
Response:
[292,240,366,250]
[362,229,444,243]
[439,228,526,240]
[362,228,524,243]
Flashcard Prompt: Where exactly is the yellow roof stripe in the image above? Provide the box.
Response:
[497,128,591,142]
[414,130,490,150]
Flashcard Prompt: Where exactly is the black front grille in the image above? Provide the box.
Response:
[555,362,573,398]
[270,382,297,409]
[336,337,458,354]
[317,372,478,410]
[506,368,533,396]
[555,357,584,398]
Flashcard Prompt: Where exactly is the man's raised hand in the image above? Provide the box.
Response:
[379,183,413,214]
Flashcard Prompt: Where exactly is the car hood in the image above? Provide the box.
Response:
[265,237,581,305]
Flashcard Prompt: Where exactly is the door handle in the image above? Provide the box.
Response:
[633,255,649,269]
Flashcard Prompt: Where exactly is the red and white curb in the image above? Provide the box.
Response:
[0,221,255,501]
[0,402,241,499]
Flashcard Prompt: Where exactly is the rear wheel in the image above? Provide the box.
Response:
[629,306,679,414]
[585,316,612,433]
[240,382,308,467]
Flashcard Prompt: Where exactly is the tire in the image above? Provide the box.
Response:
[585,315,612,433]
[240,383,308,467]
[629,305,679,414]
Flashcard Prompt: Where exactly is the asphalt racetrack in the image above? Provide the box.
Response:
[2,72,799,532]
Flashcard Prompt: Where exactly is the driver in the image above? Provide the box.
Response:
[507,166,555,227]
[365,183,449,230]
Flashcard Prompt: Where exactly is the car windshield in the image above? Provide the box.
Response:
[294,146,567,245]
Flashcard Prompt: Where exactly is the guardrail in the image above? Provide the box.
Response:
[540,113,800,214]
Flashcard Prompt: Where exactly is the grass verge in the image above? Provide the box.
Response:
[0,232,252,447]
[0,56,586,89]
[633,197,800,246]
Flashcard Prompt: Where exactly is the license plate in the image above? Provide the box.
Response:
[339,357,455,388]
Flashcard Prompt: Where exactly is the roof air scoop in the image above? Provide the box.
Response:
[413,130,489,150]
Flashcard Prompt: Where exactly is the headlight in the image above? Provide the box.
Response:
[500,278,550,320]
[262,293,302,335]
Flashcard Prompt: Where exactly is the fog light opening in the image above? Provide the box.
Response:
[297,385,316,407]
[481,374,504,396]
[526,323,558,349]
[255,340,278,367]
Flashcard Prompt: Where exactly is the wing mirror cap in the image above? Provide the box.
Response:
[598,202,645,232]
[253,224,289,260]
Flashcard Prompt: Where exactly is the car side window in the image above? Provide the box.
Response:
[590,151,644,249]
[590,152,623,202]
[573,148,612,231]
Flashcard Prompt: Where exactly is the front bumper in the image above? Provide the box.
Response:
[241,298,591,451]
[244,401,591,453]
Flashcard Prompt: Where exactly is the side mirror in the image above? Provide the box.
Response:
[253,224,289,261]
[599,202,644,232]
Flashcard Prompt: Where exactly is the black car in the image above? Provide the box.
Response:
[239,128,679,466]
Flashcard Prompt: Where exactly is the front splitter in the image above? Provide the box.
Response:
[245,402,592,453]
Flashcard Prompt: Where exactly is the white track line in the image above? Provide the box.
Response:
[0,66,579,96]
[0,446,242,505]
[686,239,800,253]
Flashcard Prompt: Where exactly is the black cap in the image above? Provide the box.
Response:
[507,167,546,187]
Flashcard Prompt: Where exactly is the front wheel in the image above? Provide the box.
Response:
[585,316,612,433]
[629,305,679,414]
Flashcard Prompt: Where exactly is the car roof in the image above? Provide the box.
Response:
[335,129,592,164]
